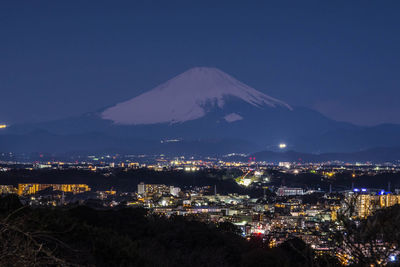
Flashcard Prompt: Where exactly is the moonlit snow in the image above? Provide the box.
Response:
[102,67,292,125]
[224,113,243,122]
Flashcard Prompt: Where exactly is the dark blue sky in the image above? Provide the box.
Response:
[1,0,399,125]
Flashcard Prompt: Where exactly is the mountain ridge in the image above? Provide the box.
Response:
[101,67,292,125]
[2,67,400,154]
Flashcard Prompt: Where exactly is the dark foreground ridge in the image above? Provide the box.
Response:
[0,195,338,267]
[2,195,400,266]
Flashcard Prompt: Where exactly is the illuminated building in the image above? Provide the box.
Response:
[128,162,139,168]
[18,184,40,195]
[0,185,16,194]
[355,194,373,218]
[276,187,304,197]
[58,184,90,194]
[279,162,291,169]
[330,206,341,221]
[17,183,91,196]
[138,182,145,195]
[346,189,400,218]
[105,189,116,195]
[137,182,170,197]
[379,193,400,208]
[170,186,181,196]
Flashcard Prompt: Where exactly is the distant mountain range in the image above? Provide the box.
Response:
[246,147,400,163]
[2,67,400,156]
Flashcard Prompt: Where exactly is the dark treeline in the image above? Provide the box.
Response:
[2,195,400,266]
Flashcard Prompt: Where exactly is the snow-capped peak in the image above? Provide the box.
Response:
[101,67,292,125]
[224,113,243,122]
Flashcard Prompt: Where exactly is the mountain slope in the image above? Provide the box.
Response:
[249,147,400,163]
[2,67,400,154]
[101,67,292,125]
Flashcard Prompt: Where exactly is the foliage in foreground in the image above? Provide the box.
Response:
[0,195,339,267]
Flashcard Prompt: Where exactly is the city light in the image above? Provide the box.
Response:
[242,178,252,187]
[0,124,7,129]
[0,157,399,265]
[279,143,287,149]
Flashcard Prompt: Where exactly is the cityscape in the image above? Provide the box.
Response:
[2,1,400,266]
[1,154,400,265]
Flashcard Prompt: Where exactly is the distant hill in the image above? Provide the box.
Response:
[249,147,400,163]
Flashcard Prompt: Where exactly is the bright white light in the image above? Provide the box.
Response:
[254,171,262,177]
[279,143,287,149]
[243,178,252,187]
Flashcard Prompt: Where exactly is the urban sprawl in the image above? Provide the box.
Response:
[1,154,400,265]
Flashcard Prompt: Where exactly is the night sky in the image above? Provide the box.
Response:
[1,1,399,126]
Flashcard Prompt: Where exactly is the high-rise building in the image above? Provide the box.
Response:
[138,182,145,195]
[17,183,90,196]
[170,186,181,197]
[137,183,170,196]
[344,190,400,218]
[0,185,16,194]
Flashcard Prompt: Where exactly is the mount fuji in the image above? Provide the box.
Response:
[102,67,292,125]
[3,67,400,155]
